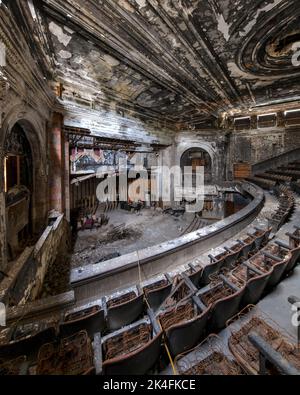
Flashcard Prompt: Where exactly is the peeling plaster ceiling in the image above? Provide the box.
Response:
[21,0,300,126]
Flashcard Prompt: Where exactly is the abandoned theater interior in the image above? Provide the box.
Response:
[1,0,300,377]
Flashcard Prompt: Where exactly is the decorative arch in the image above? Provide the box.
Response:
[0,105,48,235]
[175,141,219,183]
[0,102,46,159]
[180,147,213,184]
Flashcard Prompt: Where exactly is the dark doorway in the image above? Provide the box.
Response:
[180,148,213,184]
[4,123,33,259]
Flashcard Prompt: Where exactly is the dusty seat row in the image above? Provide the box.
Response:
[175,306,300,375]
[3,222,300,375]
[247,159,300,189]
[268,185,295,231]
[153,225,300,359]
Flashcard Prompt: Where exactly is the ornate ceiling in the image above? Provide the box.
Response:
[10,0,300,127]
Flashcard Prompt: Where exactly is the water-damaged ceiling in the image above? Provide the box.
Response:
[13,0,300,127]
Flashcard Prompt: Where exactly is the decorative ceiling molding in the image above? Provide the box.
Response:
[4,0,300,129]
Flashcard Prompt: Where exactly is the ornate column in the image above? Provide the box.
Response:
[64,134,70,222]
[49,112,65,213]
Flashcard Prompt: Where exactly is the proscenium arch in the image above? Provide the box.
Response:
[176,142,217,184]
[180,147,213,184]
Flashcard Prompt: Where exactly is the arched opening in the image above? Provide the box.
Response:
[180,147,213,185]
[4,123,33,260]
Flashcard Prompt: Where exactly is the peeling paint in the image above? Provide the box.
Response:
[136,0,147,8]
[41,0,300,126]
[27,0,37,20]
[58,50,72,59]
[103,54,120,67]
[178,22,187,31]
[227,62,275,82]
[118,0,135,13]
[49,21,72,47]
[64,26,74,34]
[240,0,284,37]
[216,13,231,41]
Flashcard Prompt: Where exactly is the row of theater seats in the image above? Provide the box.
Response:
[4,223,297,375]
[75,167,298,374]
[175,304,300,375]
[256,173,292,184]
[247,159,300,189]
[246,176,277,190]
[292,181,300,195]
[246,166,295,232]
[268,185,295,231]
[150,224,300,370]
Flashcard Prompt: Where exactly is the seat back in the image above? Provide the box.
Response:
[144,283,172,311]
[209,290,244,332]
[107,294,144,331]
[200,259,223,286]
[0,326,56,360]
[102,331,162,375]
[60,306,105,339]
[165,310,209,357]
[242,272,271,307]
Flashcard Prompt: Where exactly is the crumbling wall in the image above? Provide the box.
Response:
[30,215,70,301]
[62,102,174,146]
[0,214,70,306]
[174,126,300,182]
[0,3,54,271]
[229,127,300,173]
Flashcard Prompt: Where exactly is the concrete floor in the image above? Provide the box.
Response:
[71,208,214,268]
[258,267,299,340]
[165,190,278,275]
[258,190,300,339]
[70,189,252,270]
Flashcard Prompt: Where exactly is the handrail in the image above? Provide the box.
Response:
[248,333,300,375]
[70,181,264,301]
